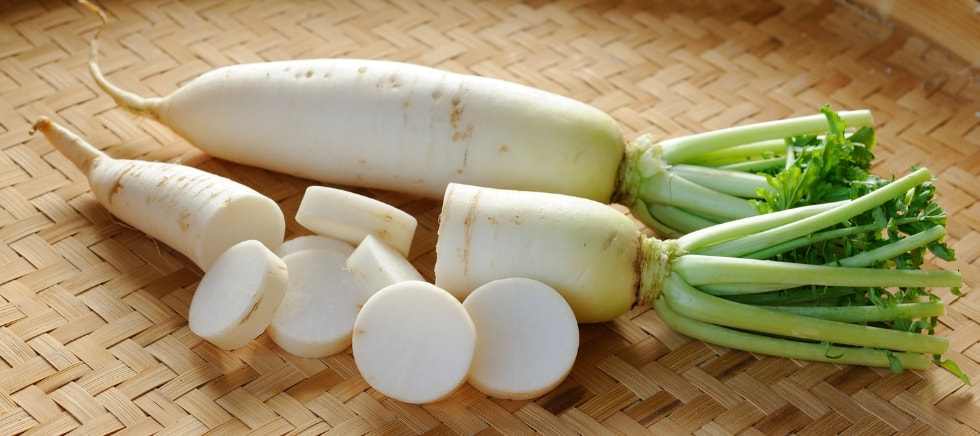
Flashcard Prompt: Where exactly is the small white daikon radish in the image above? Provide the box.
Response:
[268,249,368,358]
[188,240,288,350]
[295,186,417,256]
[274,234,355,259]
[463,278,579,400]
[435,183,643,323]
[352,281,476,404]
[346,234,424,296]
[32,117,285,271]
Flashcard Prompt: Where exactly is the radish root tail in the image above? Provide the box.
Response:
[80,0,162,118]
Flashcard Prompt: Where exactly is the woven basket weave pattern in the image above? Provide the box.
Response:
[1,0,978,434]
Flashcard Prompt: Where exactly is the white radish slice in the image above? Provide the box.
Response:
[462,278,579,400]
[274,234,355,259]
[352,281,476,404]
[295,186,417,257]
[268,249,369,358]
[346,234,424,296]
[188,240,288,350]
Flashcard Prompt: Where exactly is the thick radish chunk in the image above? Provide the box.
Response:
[347,234,424,296]
[188,240,288,350]
[352,281,476,404]
[269,249,368,358]
[296,186,417,257]
[435,183,642,323]
[463,278,579,400]
[275,234,354,259]
[32,117,285,271]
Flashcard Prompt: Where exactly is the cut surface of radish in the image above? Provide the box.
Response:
[188,240,288,350]
[352,281,475,404]
[268,249,369,358]
[275,234,355,259]
[463,278,579,400]
[295,186,417,257]
[347,234,424,296]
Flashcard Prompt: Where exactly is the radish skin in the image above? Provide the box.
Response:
[188,240,288,350]
[352,281,476,404]
[31,117,285,270]
[346,234,424,296]
[295,186,417,257]
[269,249,368,358]
[463,278,579,400]
[434,183,644,323]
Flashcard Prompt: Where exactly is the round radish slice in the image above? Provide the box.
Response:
[295,186,417,257]
[269,249,369,358]
[352,281,475,404]
[347,234,424,296]
[274,234,355,259]
[188,240,288,350]
[463,278,579,400]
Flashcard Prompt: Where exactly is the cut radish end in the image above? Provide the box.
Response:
[463,278,579,400]
[188,240,288,350]
[275,234,355,259]
[295,186,417,257]
[269,249,369,358]
[347,234,424,296]
[352,281,475,404]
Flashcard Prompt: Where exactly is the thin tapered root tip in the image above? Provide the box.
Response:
[32,117,105,175]
[79,0,109,34]
[30,116,52,136]
[79,0,160,118]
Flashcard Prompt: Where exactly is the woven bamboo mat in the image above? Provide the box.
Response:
[1,0,978,434]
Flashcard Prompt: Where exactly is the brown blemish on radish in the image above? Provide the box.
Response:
[602,232,617,250]
[108,166,134,205]
[460,188,480,278]
[240,296,263,324]
[179,210,191,232]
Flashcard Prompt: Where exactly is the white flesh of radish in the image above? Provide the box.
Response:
[32,117,285,271]
[352,281,475,404]
[463,278,579,400]
[275,234,355,259]
[295,186,417,257]
[434,183,642,323]
[188,240,288,350]
[83,3,625,203]
[268,249,368,358]
[346,234,424,296]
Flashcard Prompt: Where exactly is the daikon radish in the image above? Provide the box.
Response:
[463,278,579,400]
[352,281,476,404]
[268,249,368,358]
[346,234,424,296]
[295,186,416,257]
[274,234,354,259]
[434,183,641,323]
[188,240,288,350]
[434,176,964,373]
[31,117,285,271]
[82,1,878,236]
